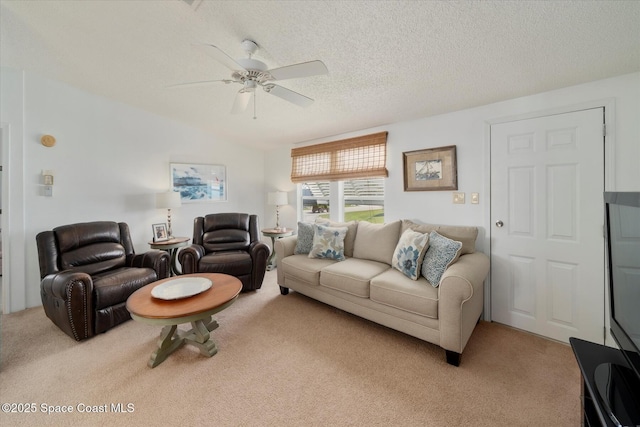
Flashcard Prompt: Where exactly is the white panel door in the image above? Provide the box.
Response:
[490,108,605,343]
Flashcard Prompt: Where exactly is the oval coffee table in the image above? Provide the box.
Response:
[126,273,242,368]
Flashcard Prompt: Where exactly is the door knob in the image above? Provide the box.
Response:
[495,220,504,228]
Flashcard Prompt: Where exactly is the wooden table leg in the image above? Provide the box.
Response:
[147,317,221,367]
[168,248,181,276]
[148,325,185,368]
[182,317,219,357]
[266,236,277,271]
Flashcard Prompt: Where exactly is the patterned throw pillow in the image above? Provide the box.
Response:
[421,231,463,287]
[308,224,348,261]
[315,218,358,257]
[392,229,430,280]
[294,222,315,254]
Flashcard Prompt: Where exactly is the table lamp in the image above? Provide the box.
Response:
[267,191,288,231]
[156,191,181,238]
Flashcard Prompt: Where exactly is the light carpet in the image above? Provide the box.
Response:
[0,270,580,426]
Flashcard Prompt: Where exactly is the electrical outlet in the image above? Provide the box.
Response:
[453,192,465,204]
[471,193,479,204]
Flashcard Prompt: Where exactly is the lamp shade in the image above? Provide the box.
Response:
[156,191,181,209]
[267,191,288,206]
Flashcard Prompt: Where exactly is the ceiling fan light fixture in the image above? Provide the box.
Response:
[244,80,257,91]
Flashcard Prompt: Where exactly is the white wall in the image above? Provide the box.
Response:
[1,68,267,313]
[265,72,640,256]
[2,70,638,314]
[263,149,297,231]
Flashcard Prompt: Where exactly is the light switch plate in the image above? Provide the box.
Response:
[453,192,465,204]
[471,193,479,204]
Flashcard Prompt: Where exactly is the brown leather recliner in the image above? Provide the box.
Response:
[36,221,170,341]
[178,213,269,292]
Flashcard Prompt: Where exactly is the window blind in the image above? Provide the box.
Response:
[290,131,388,183]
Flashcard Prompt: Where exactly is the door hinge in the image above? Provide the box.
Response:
[603,124,607,137]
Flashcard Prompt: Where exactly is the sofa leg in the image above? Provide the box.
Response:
[279,286,289,295]
[445,350,461,366]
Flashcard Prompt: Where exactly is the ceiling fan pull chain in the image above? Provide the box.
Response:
[253,92,257,120]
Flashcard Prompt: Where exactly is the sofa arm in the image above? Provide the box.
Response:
[130,250,170,279]
[250,240,270,261]
[275,235,297,258]
[40,270,95,341]
[178,244,206,274]
[274,235,297,286]
[438,252,490,355]
[249,241,270,290]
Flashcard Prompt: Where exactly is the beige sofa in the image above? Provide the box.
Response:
[275,219,490,366]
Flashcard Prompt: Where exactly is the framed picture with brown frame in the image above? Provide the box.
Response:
[152,223,169,242]
[403,145,458,191]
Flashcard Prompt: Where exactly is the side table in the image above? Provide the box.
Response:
[261,228,293,271]
[148,236,190,276]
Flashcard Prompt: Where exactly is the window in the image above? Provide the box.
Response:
[301,182,330,223]
[293,132,387,224]
[343,178,384,224]
[299,179,384,224]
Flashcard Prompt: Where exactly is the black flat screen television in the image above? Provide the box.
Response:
[601,191,640,426]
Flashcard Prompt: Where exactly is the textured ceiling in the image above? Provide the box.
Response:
[1,0,639,149]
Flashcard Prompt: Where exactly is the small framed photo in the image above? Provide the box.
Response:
[403,145,458,191]
[152,223,169,242]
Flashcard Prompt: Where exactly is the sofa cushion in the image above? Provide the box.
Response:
[60,242,126,276]
[281,254,336,286]
[353,220,401,264]
[309,224,349,261]
[294,222,315,254]
[315,219,358,257]
[370,269,439,319]
[392,229,430,280]
[320,258,390,298]
[421,231,463,287]
[198,250,252,276]
[93,267,157,310]
[402,220,478,255]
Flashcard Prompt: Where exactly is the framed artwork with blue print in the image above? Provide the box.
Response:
[171,163,227,203]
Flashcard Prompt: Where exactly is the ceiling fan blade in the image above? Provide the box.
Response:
[166,79,235,89]
[265,84,314,107]
[267,60,328,81]
[193,43,247,72]
[231,90,252,114]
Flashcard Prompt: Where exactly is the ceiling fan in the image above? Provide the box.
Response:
[169,39,328,117]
